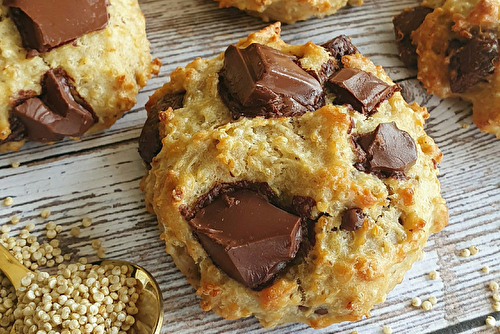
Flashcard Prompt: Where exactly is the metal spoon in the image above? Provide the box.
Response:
[0,244,163,334]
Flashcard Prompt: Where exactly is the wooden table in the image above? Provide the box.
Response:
[1,0,500,333]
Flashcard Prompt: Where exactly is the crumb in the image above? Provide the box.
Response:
[40,209,51,219]
[412,297,422,307]
[422,300,432,311]
[460,249,471,257]
[468,246,478,255]
[486,316,496,327]
[3,197,13,206]
[70,226,80,237]
[490,281,499,291]
[428,296,437,305]
[429,270,439,280]
[483,266,490,273]
[383,326,392,334]
[11,161,20,168]
[81,217,92,228]
[460,122,470,129]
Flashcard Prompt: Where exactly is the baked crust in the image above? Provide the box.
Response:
[142,23,448,328]
[412,0,500,137]
[215,0,363,24]
[0,0,161,151]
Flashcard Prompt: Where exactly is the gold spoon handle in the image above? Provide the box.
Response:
[0,244,31,290]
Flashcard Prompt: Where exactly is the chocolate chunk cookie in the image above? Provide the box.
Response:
[0,0,160,151]
[140,23,448,328]
[393,0,500,138]
[214,0,363,24]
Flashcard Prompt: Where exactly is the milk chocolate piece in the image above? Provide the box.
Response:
[138,92,186,167]
[5,0,108,53]
[355,122,417,177]
[393,6,433,69]
[328,68,400,115]
[448,34,498,93]
[219,43,325,119]
[341,208,365,231]
[321,35,359,67]
[189,189,302,289]
[13,70,95,142]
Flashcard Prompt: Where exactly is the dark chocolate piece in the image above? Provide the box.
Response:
[314,308,329,315]
[188,189,302,289]
[5,0,108,53]
[355,122,417,177]
[328,68,401,115]
[138,92,186,167]
[393,6,433,69]
[218,43,325,119]
[13,70,95,142]
[448,34,498,93]
[321,35,359,67]
[0,116,26,144]
[341,208,365,231]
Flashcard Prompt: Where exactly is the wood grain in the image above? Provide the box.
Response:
[1,0,499,333]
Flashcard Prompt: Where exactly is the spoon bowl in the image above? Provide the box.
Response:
[0,244,163,334]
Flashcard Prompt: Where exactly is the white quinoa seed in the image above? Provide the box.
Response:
[422,301,433,311]
[10,161,20,168]
[493,302,500,312]
[468,246,479,255]
[97,247,106,259]
[483,266,490,274]
[46,229,57,239]
[486,316,496,327]
[490,281,499,291]
[10,216,20,225]
[429,270,439,280]
[428,296,437,305]
[460,249,471,257]
[411,297,422,307]
[70,226,81,237]
[40,209,51,219]
[81,217,92,228]
[383,326,392,334]
[493,293,500,302]
[3,197,13,206]
[92,239,101,250]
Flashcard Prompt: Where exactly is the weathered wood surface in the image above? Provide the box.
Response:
[1,0,500,333]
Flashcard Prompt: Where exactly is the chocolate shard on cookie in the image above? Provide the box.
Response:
[321,35,359,66]
[355,122,417,177]
[448,34,499,94]
[328,68,401,115]
[5,0,109,52]
[219,43,325,119]
[13,70,95,142]
[188,189,302,289]
[341,208,365,231]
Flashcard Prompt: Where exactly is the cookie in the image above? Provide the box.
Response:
[0,0,161,152]
[139,23,448,328]
[393,0,500,138]
[215,0,363,24]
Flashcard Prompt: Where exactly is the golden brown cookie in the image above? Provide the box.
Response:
[0,0,161,152]
[394,0,500,138]
[140,23,448,328]
[215,0,363,24]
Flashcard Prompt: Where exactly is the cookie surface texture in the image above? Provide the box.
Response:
[141,23,448,328]
[394,0,500,138]
[215,0,363,24]
[0,0,160,151]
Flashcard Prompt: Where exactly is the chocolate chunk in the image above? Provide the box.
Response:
[393,6,433,69]
[292,196,317,219]
[341,208,365,231]
[218,43,325,119]
[355,122,417,177]
[448,34,498,93]
[328,68,401,115]
[138,92,185,167]
[188,189,302,289]
[13,70,95,142]
[5,0,108,53]
[314,308,329,315]
[0,115,26,144]
[321,35,359,67]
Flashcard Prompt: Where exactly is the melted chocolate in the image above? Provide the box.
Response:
[354,122,417,178]
[448,33,499,93]
[5,0,108,53]
[328,68,401,115]
[218,43,325,119]
[393,6,434,69]
[13,70,95,142]
[341,208,365,231]
[138,92,186,167]
[188,189,302,289]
